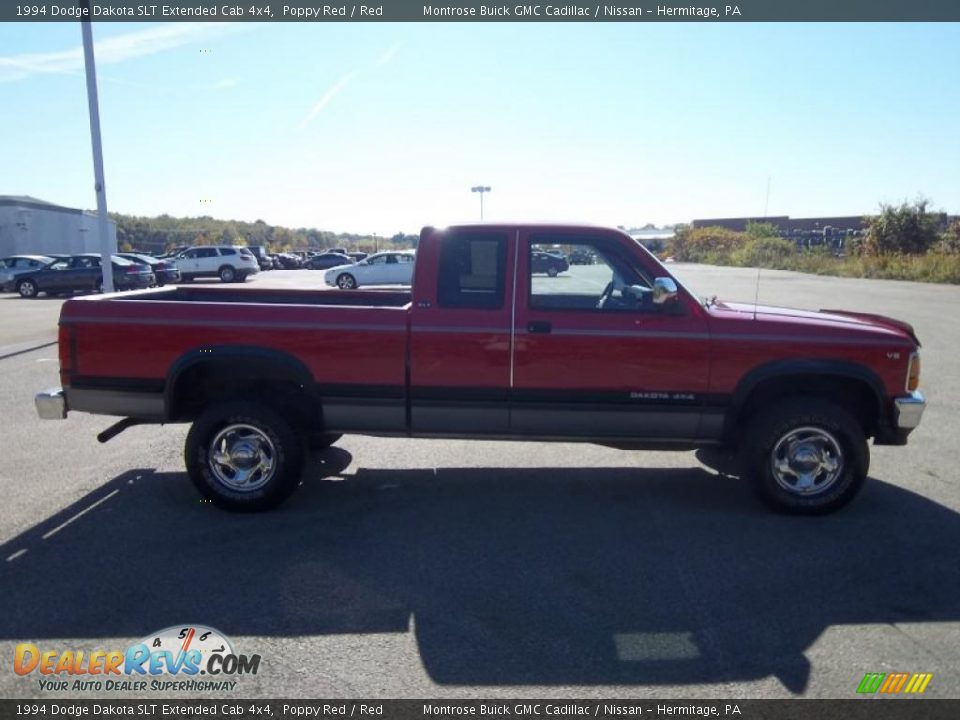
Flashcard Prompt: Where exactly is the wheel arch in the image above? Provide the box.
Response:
[166,346,318,425]
[727,359,886,440]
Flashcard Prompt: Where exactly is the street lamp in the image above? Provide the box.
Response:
[80,1,114,292]
[471,186,492,221]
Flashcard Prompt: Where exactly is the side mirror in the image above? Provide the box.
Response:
[653,277,679,305]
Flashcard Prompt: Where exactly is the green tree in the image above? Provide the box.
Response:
[940,220,960,254]
[745,221,780,240]
[862,200,941,255]
[667,225,747,262]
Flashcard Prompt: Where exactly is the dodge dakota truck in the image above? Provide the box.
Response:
[35,223,926,514]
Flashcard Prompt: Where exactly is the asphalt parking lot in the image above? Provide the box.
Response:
[1,265,958,699]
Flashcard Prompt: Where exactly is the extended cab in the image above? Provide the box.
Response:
[35,224,926,514]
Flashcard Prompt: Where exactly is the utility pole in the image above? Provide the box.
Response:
[471,186,491,221]
[81,2,114,292]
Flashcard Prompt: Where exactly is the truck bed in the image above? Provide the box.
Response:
[59,286,412,421]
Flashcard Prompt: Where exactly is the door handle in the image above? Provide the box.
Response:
[527,320,552,334]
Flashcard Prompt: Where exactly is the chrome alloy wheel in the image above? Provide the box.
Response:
[770,426,844,496]
[208,424,277,492]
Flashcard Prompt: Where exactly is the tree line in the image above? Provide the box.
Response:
[111,213,419,255]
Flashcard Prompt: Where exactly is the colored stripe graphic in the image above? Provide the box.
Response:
[858,672,933,694]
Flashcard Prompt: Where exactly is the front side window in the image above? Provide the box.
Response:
[529,237,655,312]
[368,255,387,265]
[198,248,218,258]
[437,232,507,310]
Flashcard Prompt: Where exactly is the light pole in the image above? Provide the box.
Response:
[80,1,114,292]
[471,186,491,221]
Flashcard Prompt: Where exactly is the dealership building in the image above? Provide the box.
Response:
[0,195,117,257]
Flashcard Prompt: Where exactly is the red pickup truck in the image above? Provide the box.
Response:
[35,223,925,514]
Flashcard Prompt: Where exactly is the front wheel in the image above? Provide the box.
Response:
[741,398,869,514]
[17,279,38,298]
[185,402,306,511]
[337,273,357,289]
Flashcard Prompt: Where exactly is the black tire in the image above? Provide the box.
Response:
[547,267,559,277]
[17,279,38,298]
[94,277,104,293]
[308,432,343,451]
[337,273,357,289]
[185,401,306,512]
[219,266,237,283]
[740,398,869,515]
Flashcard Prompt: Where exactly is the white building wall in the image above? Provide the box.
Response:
[0,203,117,257]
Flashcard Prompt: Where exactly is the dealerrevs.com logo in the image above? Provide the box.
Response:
[14,625,261,693]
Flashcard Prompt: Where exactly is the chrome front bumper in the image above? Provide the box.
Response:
[35,387,67,420]
[894,391,926,430]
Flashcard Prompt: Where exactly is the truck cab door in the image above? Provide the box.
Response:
[511,230,712,441]
[408,228,514,434]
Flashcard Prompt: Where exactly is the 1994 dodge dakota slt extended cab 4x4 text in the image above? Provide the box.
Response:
[35,223,926,514]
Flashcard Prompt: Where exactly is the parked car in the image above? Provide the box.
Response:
[173,246,259,283]
[531,250,569,277]
[347,252,368,262]
[35,222,925,516]
[305,253,354,270]
[0,255,54,292]
[324,251,415,289]
[15,254,154,298]
[274,253,303,270]
[247,245,274,271]
[568,248,596,265]
[156,246,187,260]
[324,247,349,256]
[117,253,181,286]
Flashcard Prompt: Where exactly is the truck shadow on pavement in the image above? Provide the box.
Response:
[1,450,957,693]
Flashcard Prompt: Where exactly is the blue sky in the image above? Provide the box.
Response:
[1,22,958,235]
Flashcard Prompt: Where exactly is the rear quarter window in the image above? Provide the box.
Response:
[437,232,507,310]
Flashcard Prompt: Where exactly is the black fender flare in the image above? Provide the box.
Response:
[729,358,886,424]
[165,345,316,421]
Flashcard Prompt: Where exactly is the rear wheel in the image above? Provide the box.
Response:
[337,273,357,289]
[740,398,868,514]
[17,279,38,298]
[547,267,559,277]
[219,266,237,283]
[185,401,306,511]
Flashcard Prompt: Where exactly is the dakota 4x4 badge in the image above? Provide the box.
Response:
[14,624,261,693]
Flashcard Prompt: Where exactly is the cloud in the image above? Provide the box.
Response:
[298,72,357,128]
[376,42,402,67]
[298,42,402,127]
[0,23,235,83]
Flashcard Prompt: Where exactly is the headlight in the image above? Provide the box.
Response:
[906,352,921,392]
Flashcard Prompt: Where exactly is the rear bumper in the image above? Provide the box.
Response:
[894,391,926,430]
[35,387,67,420]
